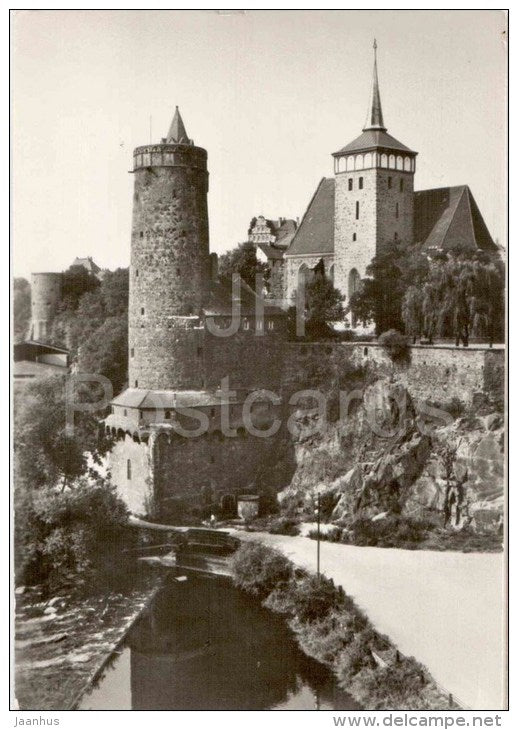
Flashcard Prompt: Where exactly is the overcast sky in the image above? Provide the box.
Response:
[12,9,507,279]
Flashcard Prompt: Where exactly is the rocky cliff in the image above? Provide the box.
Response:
[279,371,504,536]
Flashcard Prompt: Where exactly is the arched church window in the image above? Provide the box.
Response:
[381,154,388,168]
[346,156,354,172]
[364,153,372,168]
[355,155,364,171]
[389,155,396,169]
[396,156,403,170]
[339,157,346,173]
[404,157,411,172]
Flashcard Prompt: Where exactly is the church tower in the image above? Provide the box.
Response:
[332,42,417,301]
[129,107,210,391]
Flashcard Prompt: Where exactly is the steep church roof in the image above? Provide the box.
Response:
[414,186,496,253]
[285,178,335,257]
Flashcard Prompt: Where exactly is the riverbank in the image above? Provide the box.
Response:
[14,567,162,710]
[230,541,454,710]
[230,529,506,710]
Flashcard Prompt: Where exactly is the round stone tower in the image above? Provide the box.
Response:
[128,107,211,391]
[30,272,62,342]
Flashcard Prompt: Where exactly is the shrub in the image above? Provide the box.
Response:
[378,329,410,363]
[308,526,343,543]
[290,573,343,623]
[349,657,428,710]
[349,515,433,548]
[230,542,292,598]
[17,477,134,594]
[268,517,300,536]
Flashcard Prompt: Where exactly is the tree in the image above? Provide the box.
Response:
[401,286,424,344]
[218,241,269,291]
[78,314,128,396]
[304,273,344,338]
[14,374,111,490]
[348,243,429,335]
[13,278,31,342]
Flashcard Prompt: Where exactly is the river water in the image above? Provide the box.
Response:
[80,573,360,711]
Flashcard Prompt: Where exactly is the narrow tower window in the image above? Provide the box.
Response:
[355,201,360,220]
[135,269,138,277]
[135,380,138,387]
[396,203,399,219]
[359,177,363,190]
[353,233,357,241]
[388,177,392,189]
[394,232,399,241]
[165,410,171,419]
[130,348,134,358]
[127,460,131,480]
[348,178,353,191]
[139,231,143,239]
[400,179,404,192]
[141,307,145,315]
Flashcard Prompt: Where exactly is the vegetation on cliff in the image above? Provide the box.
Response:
[231,542,455,710]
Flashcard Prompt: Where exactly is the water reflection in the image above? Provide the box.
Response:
[81,574,360,711]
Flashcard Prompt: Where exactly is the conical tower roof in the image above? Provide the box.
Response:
[363,39,386,132]
[167,106,190,144]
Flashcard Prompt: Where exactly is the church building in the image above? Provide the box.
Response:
[284,42,496,307]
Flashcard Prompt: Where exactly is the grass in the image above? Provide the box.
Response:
[230,542,456,710]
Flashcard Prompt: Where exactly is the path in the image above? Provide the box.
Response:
[233,531,506,711]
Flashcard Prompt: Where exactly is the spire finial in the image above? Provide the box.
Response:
[363,40,386,132]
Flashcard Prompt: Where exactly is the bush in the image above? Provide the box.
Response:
[268,517,300,536]
[290,573,344,623]
[308,526,343,543]
[230,542,292,598]
[349,657,428,710]
[378,329,410,363]
[17,477,134,594]
[349,515,433,548]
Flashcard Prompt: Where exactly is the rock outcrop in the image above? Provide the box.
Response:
[281,376,504,534]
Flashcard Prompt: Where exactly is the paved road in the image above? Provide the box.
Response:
[234,531,506,711]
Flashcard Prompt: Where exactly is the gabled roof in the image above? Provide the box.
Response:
[285,178,335,257]
[274,219,297,248]
[71,256,101,275]
[334,129,416,156]
[414,186,496,252]
[257,243,285,261]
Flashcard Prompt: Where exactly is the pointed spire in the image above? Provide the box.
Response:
[363,39,387,132]
[166,106,190,144]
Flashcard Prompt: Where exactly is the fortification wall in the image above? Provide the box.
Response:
[283,342,505,408]
[203,316,287,390]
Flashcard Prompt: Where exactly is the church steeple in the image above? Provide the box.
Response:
[363,39,387,132]
[167,106,191,144]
